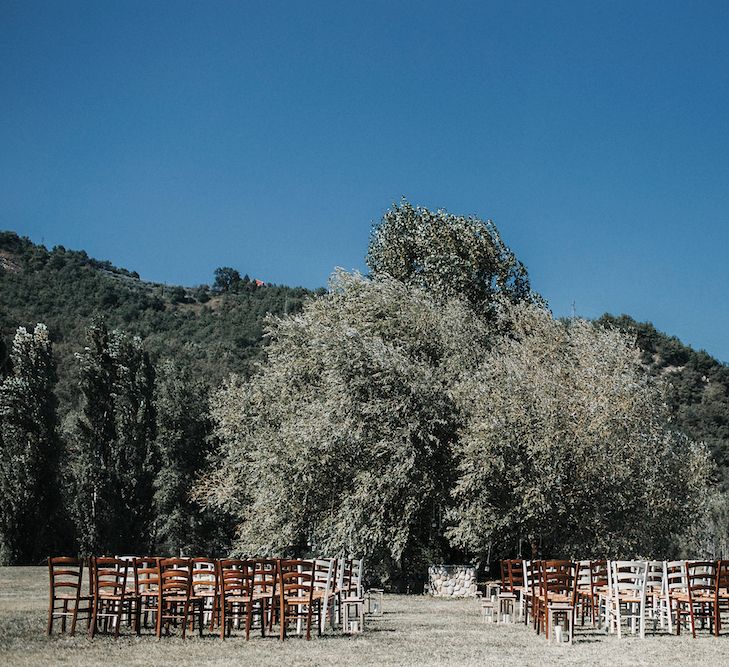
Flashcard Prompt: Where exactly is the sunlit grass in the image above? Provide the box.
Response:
[1,567,726,666]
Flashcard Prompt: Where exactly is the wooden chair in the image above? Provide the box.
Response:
[133,557,159,630]
[535,560,576,639]
[47,557,92,635]
[663,559,687,634]
[191,557,219,631]
[609,560,647,638]
[218,558,258,640]
[156,557,203,639]
[575,560,592,626]
[312,558,337,632]
[521,560,544,626]
[89,556,140,638]
[278,558,320,640]
[507,559,525,620]
[714,559,729,636]
[675,560,717,638]
[497,559,519,622]
[644,560,666,632]
[251,558,279,633]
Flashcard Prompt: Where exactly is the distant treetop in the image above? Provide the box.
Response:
[366,200,540,310]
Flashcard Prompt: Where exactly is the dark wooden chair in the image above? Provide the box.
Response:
[715,559,729,636]
[47,557,92,635]
[675,560,717,638]
[89,556,140,638]
[535,560,576,639]
[132,556,159,630]
[156,557,203,639]
[191,557,219,632]
[218,558,258,639]
[278,559,320,640]
[251,558,279,634]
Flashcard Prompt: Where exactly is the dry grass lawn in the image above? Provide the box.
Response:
[1,566,727,666]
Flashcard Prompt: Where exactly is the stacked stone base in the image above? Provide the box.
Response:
[425,564,477,597]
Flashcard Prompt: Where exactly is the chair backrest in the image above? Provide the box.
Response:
[350,558,364,598]
[686,560,716,602]
[529,560,544,598]
[157,558,192,598]
[664,560,686,597]
[191,558,218,597]
[313,558,335,595]
[500,560,509,589]
[522,560,533,589]
[644,560,664,595]
[540,560,575,602]
[134,557,159,595]
[48,557,84,602]
[716,560,729,597]
[508,559,524,590]
[279,559,315,603]
[576,560,591,592]
[252,558,279,596]
[590,560,608,590]
[610,560,647,599]
[337,557,362,597]
[218,559,253,599]
[92,557,129,599]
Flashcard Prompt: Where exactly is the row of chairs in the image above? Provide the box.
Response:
[47,555,364,641]
[500,558,729,640]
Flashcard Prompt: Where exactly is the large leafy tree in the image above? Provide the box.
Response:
[367,200,537,309]
[0,324,61,564]
[447,302,714,560]
[197,271,491,582]
[68,321,157,554]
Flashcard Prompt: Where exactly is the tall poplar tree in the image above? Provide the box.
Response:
[0,324,60,564]
[154,361,231,555]
[69,321,157,554]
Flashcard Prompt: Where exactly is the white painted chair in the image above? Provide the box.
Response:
[609,560,647,638]
[312,558,336,632]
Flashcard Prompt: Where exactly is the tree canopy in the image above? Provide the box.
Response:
[447,303,713,560]
[367,200,537,310]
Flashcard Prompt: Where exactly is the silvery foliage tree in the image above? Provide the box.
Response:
[197,271,492,569]
[68,321,156,555]
[0,324,60,564]
[447,301,714,560]
[367,199,536,309]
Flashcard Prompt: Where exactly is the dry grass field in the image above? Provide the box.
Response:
[1,566,728,666]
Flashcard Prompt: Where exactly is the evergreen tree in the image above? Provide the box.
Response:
[68,321,157,554]
[0,324,61,564]
[154,361,230,555]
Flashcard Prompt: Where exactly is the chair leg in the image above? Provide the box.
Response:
[245,601,252,641]
[156,600,163,640]
[89,597,98,639]
[113,601,122,639]
[182,601,189,640]
[71,601,79,636]
[47,601,54,636]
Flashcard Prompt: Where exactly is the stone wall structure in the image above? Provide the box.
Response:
[425,564,477,597]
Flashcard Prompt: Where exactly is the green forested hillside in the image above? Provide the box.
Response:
[0,231,316,414]
[599,314,729,486]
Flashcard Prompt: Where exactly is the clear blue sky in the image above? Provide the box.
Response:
[2,1,728,361]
